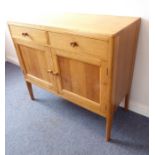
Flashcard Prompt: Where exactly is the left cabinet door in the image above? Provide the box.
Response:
[14,41,57,92]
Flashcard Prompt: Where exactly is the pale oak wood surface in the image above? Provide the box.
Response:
[10,25,48,44]
[8,13,140,39]
[49,32,109,60]
[8,14,141,141]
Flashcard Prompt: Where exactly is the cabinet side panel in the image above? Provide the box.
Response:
[112,20,141,109]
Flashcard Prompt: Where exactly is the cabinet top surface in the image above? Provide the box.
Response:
[8,13,140,38]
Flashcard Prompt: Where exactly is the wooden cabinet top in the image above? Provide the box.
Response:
[8,13,140,39]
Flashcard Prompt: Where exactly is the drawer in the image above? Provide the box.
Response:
[49,32,109,60]
[9,25,48,44]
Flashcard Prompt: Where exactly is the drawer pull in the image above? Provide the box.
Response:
[70,42,78,47]
[53,72,59,76]
[22,32,29,36]
[47,70,59,75]
[47,69,53,73]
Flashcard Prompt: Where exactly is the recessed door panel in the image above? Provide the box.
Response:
[15,43,57,91]
[53,50,108,115]
[58,57,100,103]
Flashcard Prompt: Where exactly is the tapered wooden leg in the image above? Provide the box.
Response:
[105,114,113,142]
[25,81,35,100]
[125,93,130,111]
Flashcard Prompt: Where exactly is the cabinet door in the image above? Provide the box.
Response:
[14,41,57,92]
[53,50,108,115]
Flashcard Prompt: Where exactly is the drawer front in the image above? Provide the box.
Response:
[9,25,48,44]
[49,32,109,60]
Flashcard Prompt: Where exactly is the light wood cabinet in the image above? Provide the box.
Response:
[8,14,141,141]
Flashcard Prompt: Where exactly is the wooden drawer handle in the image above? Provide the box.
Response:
[53,72,59,76]
[47,69,53,73]
[22,32,29,36]
[70,42,78,47]
[47,70,59,75]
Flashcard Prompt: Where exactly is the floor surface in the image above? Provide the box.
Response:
[5,62,149,155]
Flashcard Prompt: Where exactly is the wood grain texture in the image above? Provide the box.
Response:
[55,49,102,66]
[8,14,141,141]
[15,43,57,92]
[53,53,108,116]
[8,13,140,39]
[49,32,109,60]
[9,25,48,44]
[58,56,100,103]
[111,19,141,111]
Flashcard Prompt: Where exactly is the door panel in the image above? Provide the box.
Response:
[16,43,57,91]
[54,50,108,114]
[58,57,100,103]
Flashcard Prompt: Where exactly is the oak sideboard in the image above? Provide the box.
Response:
[8,13,141,141]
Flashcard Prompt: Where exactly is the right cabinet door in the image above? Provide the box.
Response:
[53,50,108,115]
